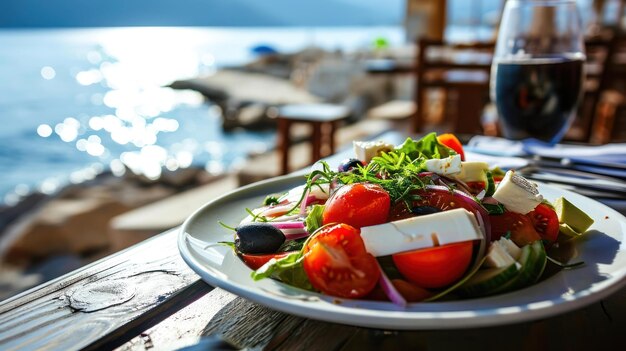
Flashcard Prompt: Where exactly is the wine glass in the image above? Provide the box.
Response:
[491,0,585,144]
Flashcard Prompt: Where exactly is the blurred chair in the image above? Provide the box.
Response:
[565,28,618,142]
[412,39,495,135]
[272,103,351,175]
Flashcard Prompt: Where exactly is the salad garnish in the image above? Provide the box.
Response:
[217,133,594,306]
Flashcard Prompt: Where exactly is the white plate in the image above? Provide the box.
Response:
[178,174,626,330]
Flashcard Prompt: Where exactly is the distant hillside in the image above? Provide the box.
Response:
[0,0,404,28]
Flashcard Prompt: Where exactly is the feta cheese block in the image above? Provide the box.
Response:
[456,161,489,183]
[492,170,543,214]
[360,208,483,257]
[484,241,517,268]
[353,140,394,163]
[424,154,462,175]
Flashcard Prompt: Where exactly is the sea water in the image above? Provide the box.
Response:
[0,26,404,205]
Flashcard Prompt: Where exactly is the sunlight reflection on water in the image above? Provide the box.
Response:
[0,26,404,205]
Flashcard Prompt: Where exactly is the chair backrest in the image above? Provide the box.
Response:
[413,39,495,134]
[565,28,618,142]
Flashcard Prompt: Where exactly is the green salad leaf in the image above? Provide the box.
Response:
[395,132,456,160]
[250,251,314,291]
[305,204,325,234]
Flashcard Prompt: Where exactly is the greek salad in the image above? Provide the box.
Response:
[221,133,594,306]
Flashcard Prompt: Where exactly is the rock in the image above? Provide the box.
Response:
[0,192,48,235]
[160,168,202,188]
[2,197,130,265]
[109,174,239,251]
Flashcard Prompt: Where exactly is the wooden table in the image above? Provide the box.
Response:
[2,134,626,350]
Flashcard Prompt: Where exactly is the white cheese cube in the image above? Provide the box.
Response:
[424,154,462,175]
[360,208,482,257]
[484,241,517,268]
[456,161,489,183]
[496,237,522,261]
[353,140,394,163]
[492,170,543,214]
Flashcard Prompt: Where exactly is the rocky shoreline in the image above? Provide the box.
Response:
[0,166,221,300]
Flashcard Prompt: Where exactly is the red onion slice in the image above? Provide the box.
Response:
[260,203,297,218]
[282,229,310,241]
[269,221,306,230]
[377,262,407,308]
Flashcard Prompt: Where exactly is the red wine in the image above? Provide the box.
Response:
[493,56,584,143]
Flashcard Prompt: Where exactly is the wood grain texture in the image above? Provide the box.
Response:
[119,285,626,351]
[0,229,211,351]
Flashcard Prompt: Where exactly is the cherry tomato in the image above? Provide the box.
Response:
[437,133,465,161]
[322,183,390,228]
[241,252,293,270]
[392,241,474,289]
[490,212,542,246]
[527,204,560,242]
[303,223,380,298]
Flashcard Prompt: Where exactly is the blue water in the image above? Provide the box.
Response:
[0,27,405,205]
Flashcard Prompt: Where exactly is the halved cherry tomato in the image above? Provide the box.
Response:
[241,252,293,270]
[322,183,390,228]
[490,211,542,246]
[392,241,474,289]
[303,223,380,298]
[527,204,559,242]
[437,133,465,161]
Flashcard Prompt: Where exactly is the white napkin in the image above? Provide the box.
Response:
[464,151,529,170]
[467,136,626,164]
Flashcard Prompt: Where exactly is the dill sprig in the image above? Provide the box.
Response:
[294,152,430,211]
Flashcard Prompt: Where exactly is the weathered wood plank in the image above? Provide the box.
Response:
[119,283,626,351]
[0,229,211,351]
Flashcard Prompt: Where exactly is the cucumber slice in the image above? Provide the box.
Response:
[530,240,547,284]
[490,245,533,293]
[458,263,519,297]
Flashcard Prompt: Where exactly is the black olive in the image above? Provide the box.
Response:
[411,206,441,216]
[338,158,364,172]
[235,223,286,254]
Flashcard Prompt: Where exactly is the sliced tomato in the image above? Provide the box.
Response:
[527,203,559,242]
[322,183,390,228]
[490,211,542,246]
[466,181,487,195]
[303,223,380,298]
[392,241,474,289]
[437,133,465,161]
[241,252,293,270]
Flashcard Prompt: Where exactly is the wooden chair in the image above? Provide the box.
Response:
[273,103,350,175]
[412,39,495,135]
[565,28,618,142]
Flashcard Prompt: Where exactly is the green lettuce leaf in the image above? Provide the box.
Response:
[250,251,314,291]
[304,204,325,234]
[395,132,456,160]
